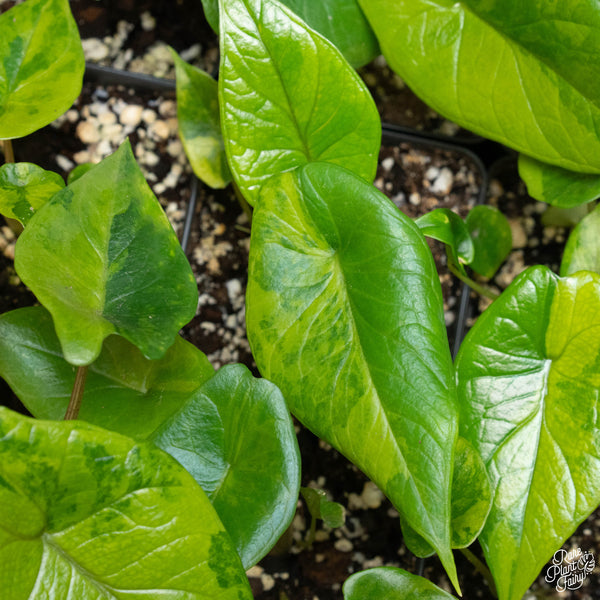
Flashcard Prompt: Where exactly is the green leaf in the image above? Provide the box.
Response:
[415,207,474,264]
[343,567,456,600]
[0,162,64,226]
[0,306,214,439]
[218,0,381,206]
[465,205,513,279]
[561,204,600,276]
[400,436,492,557]
[0,0,84,139]
[15,140,198,366]
[0,407,252,598]
[359,0,600,174]
[519,154,600,207]
[247,162,459,590]
[151,364,301,569]
[301,487,345,529]
[201,0,220,32]
[67,162,94,184]
[172,50,231,189]
[456,266,600,600]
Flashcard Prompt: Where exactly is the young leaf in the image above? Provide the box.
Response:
[247,162,459,590]
[218,0,381,206]
[150,364,301,569]
[67,162,95,184]
[0,162,64,226]
[456,267,600,600]
[301,487,345,529]
[0,306,214,439]
[359,0,600,176]
[0,0,84,139]
[561,204,600,276]
[15,140,198,366]
[415,207,474,265]
[400,436,492,558]
[343,567,456,599]
[465,205,513,279]
[0,407,252,599]
[172,50,231,189]
[519,154,600,208]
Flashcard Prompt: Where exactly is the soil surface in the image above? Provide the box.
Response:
[1,1,599,599]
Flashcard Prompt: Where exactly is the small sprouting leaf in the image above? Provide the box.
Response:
[67,162,94,184]
[465,205,513,279]
[247,162,459,589]
[0,0,84,139]
[561,204,600,276]
[151,364,300,569]
[172,50,231,189]
[0,162,64,225]
[0,407,252,599]
[218,0,381,206]
[15,140,198,366]
[301,487,345,529]
[401,436,492,557]
[456,267,600,600]
[0,306,214,440]
[343,567,456,599]
[519,155,600,208]
[359,0,600,175]
[415,207,474,265]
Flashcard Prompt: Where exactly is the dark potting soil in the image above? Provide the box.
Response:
[1,1,599,599]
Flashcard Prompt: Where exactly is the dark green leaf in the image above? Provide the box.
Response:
[172,50,231,189]
[151,364,300,568]
[343,567,456,599]
[456,267,600,600]
[401,436,492,557]
[415,207,474,264]
[0,306,214,439]
[0,162,64,225]
[201,0,220,32]
[219,0,381,206]
[465,205,513,278]
[15,140,198,366]
[247,162,459,589]
[359,0,600,175]
[0,407,252,598]
[561,204,600,276]
[0,0,84,139]
[519,155,600,207]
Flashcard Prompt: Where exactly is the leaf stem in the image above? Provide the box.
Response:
[447,262,500,301]
[64,366,89,420]
[459,547,498,598]
[2,139,14,164]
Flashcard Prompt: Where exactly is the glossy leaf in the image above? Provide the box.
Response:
[0,407,252,599]
[0,162,64,226]
[343,567,456,600]
[206,0,378,67]
[456,267,600,600]
[15,140,198,366]
[519,155,600,207]
[301,487,345,529]
[151,364,300,569]
[172,50,231,189]
[560,204,600,276]
[0,306,214,439]
[0,0,84,139]
[247,162,459,589]
[359,0,600,175]
[218,0,381,206]
[401,436,492,557]
[465,205,513,278]
[415,207,474,264]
